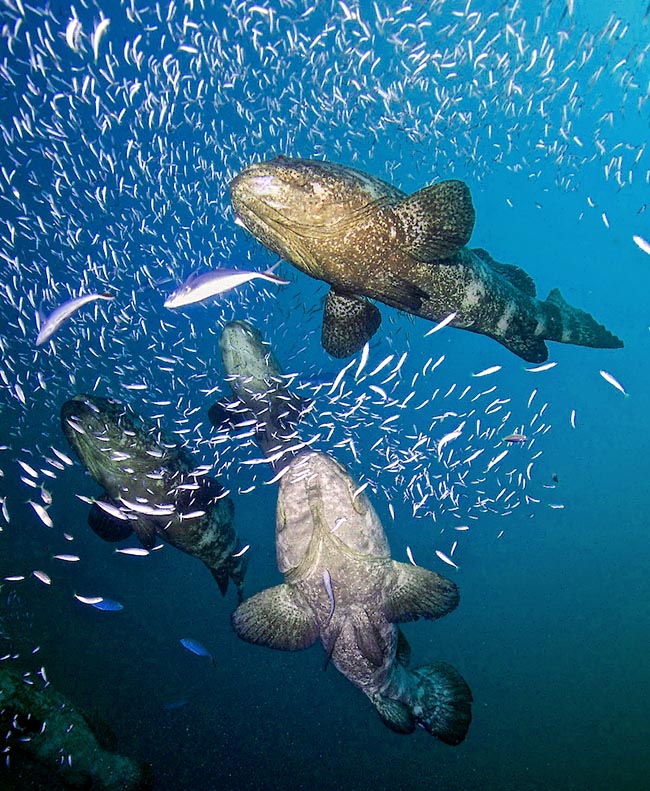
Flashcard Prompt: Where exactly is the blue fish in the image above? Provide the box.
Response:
[91,598,124,612]
[179,637,214,664]
[163,698,189,712]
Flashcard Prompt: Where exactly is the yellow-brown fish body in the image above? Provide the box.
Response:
[230,156,623,362]
[232,450,472,744]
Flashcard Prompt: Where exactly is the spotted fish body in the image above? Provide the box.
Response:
[61,395,247,600]
[232,451,472,744]
[208,320,309,471]
[230,156,623,362]
[0,666,148,790]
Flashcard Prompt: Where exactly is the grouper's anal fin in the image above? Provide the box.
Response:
[322,289,381,358]
[497,334,549,364]
[131,518,158,550]
[384,561,459,623]
[373,693,416,734]
[391,179,475,262]
[87,498,134,542]
[231,584,319,650]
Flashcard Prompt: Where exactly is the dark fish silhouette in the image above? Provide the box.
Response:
[61,394,247,601]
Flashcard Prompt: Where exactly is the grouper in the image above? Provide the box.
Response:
[0,665,151,790]
[232,450,472,743]
[60,394,247,601]
[208,319,312,472]
[230,156,623,362]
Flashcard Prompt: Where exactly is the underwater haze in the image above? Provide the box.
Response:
[1,0,649,789]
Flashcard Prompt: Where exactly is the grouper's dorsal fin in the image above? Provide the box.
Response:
[392,179,475,262]
[321,289,381,358]
[231,584,319,651]
[384,561,459,623]
[472,247,537,297]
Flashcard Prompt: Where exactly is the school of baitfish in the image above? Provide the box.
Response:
[0,0,638,785]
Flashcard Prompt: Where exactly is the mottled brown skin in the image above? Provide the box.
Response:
[230,156,623,362]
[61,395,247,600]
[232,451,472,742]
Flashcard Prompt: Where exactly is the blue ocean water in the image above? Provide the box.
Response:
[1,0,649,789]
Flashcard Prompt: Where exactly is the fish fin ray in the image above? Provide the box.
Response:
[409,662,473,745]
[392,180,475,261]
[231,584,319,650]
[87,499,134,542]
[322,289,381,358]
[472,248,537,296]
[372,694,415,734]
[384,561,459,622]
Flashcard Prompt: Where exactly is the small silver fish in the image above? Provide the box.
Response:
[36,292,114,346]
[164,263,288,308]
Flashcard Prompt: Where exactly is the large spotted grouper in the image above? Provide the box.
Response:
[60,394,248,601]
[230,156,623,362]
[207,319,312,472]
[232,450,472,743]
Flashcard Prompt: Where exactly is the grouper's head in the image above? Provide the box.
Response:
[230,156,399,276]
[60,394,188,495]
[219,320,284,397]
[276,451,390,578]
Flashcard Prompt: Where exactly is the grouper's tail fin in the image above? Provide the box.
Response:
[545,288,623,352]
[408,662,473,745]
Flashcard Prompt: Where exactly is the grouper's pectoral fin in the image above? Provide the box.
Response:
[384,561,459,623]
[391,179,475,262]
[321,289,382,358]
[231,584,319,651]
[87,498,134,542]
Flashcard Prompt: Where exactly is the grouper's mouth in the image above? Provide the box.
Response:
[230,175,318,274]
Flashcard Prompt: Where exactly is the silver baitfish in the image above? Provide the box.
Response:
[60,394,247,601]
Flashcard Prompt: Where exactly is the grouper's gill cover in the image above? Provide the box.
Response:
[230,156,622,362]
[60,394,247,601]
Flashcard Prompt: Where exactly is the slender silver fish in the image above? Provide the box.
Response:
[164,262,289,308]
[36,292,114,346]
